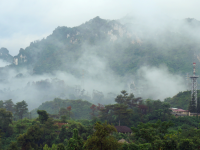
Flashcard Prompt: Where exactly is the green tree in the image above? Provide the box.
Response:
[99,104,114,124]
[163,139,178,150]
[4,99,15,113]
[115,90,128,104]
[43,118,59,146]
[179,139,195,150]
[37,110,49,124]
[43,144,51,150]
[162,102,172,120]
[7,141,19,150]
[67,128,83,150]
[0,108,13,134]
[131,120,174,143]
[113,104,132,126]
[15,100,28,120]
[83,122,120,150]
[17,125,43,149]
[59,125,67,143]
[57,143,65,150]
[59,107,68,117]
[61,115,68,123]
[115,90,142,107]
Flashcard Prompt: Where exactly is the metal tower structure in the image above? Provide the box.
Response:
[190,62,199,105]
[186,73,190,91]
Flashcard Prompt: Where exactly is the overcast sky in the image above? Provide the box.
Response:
[0,0,200,56]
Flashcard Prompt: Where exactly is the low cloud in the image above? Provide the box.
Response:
[0,59,10,67]
[136,66,186,100]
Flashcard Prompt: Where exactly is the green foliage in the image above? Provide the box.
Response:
[57,143,65,150]
[67,128,83,150]
[83,122,120,150]
[59,108,68,118]
[17,118,58,149]
[59,125,67,143]
[2,90,200,149]
[164,90,200,110]
[65,120,93,141]
[31,98,92,120]
[37,110,49,124]
[132,120,174,143]
[179,139,195,150]
[3,99,15,114]
[163,139,178,150]
[113,104,132,126]
[115,91,141,108]
[112,132,129,141]
[43,144,51,150]
[0,108,13,136]
[15,100,28,120]
[7,141,19,150]
[61,115,67,123]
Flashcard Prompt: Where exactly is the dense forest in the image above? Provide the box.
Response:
[0,90,200,149]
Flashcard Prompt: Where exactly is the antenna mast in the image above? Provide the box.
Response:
[190,62,199,106]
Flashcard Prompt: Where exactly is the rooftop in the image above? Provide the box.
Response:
[170,108,188,112]
[114,126,132,133]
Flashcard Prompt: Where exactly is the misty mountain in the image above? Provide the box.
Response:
[7,16,200,76]
[1,16,200,110]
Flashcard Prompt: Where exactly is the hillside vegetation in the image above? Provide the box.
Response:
[165,90,200,110]
[31,98,93,120]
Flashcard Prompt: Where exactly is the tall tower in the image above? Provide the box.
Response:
[190,62,199,105]
[186,73,190,91]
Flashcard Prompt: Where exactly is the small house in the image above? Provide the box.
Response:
[114,126,132,134]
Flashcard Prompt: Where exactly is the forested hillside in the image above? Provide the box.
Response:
[1,90,200,149]
[30,98,93,120]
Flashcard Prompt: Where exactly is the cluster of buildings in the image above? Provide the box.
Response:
[170,63,200,118]
[170,108,200,117]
